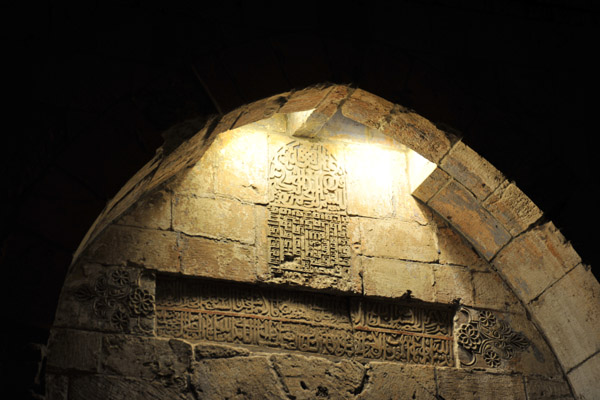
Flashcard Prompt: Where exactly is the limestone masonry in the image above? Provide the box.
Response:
[46,85,597,399]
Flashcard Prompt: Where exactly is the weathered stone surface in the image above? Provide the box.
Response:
[45,373,68,400]
[53,264,156,334]
[499,312,563,378]
[291,86,352,138]
[472,271,522,313]
[193,341,250,360]
[149,120,214,189]
[493,221,582,303]
[340,88,395,131]
[101,335,191,389]
[436,368,526,399]
[433,264,474,305]
[359,217,438,262]
[191,356,287,399]
[84,224,179,272]
[180,235,256,282]
[484,180,543,236]
[116,189,171,230]
[271,353,365,400]
[168,138,218,197]
[344,143,396,218]
[232,92,289,129]
[435,216,490,271]
[440,141,504,199]
[530,264,600,371]
[412,166,450,203]
[317,110,371,144]
[46,328,101,372]
[357,362,436,399]
[525,377,574,399]
[212,108,245,136]
[429,180,511,260]
[69,375,191,400]
[567,351,600,400]
[361,257,435,302]
[382,105,453,163]
[172,195,255,244]
[212,128,268,203]
[279,84,333,113]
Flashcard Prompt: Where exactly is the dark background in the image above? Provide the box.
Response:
[3,1,599,397]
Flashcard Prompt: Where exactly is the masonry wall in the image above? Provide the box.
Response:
[45,109,574,399]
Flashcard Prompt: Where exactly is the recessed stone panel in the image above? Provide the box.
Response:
[155,276,454,367]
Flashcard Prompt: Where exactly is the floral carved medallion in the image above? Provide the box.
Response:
[457,307,529,368]
[74,267,155,334]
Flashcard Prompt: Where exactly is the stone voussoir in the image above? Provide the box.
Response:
[429,179,511,261]
[493,221,582,304]
[530,263,600,372]
[483,179,543,237]
[440,141,504,200]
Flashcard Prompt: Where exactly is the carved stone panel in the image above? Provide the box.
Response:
[457,307,530,369]
[73,267,155,334]
[267,141,351,282]
[155,276,454,367]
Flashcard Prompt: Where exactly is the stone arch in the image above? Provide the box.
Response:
[47,84,598,399]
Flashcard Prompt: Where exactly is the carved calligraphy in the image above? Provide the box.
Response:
[267,141,351,280]
[156,276,454,366]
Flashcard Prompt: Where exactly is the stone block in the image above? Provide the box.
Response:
[84,224,179,272]
[525,377,573,399]
[433,264,474,305]
[344,142,396,218]
[317,110,370,144]
[167,137,218,197]
[359,217,438,262]
[434,215,490,271]
[440,141,504,199]
[212,128,269,203]
[472,271,522,313]
[46,328,102,373]
[194,341,250,360]
[279,84,333,113]
[191,356,287,399]
[412,166,450,203]
[232,92,289,129]
[150,120,215,189]
[499,312,563,378]
[45,374,68,400]
[291,85,352,138]
[271,353,364,400]
[340,88,395,130]
[493,221,582,303]
[484,180,543,237]
[101,335,192,387]
[382,105,453,163]
[211,107,244,136]
[116,189,171,230]
[436,368,526,399]
[530,264,600,371]
[429,180,511,260]
[53,264,156,334]
[180,235,256,282]
[172,195,255,244]
[69,375,189,400]
[357,362,436,399]
[568,351,600,400]
[361,257,435,302]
